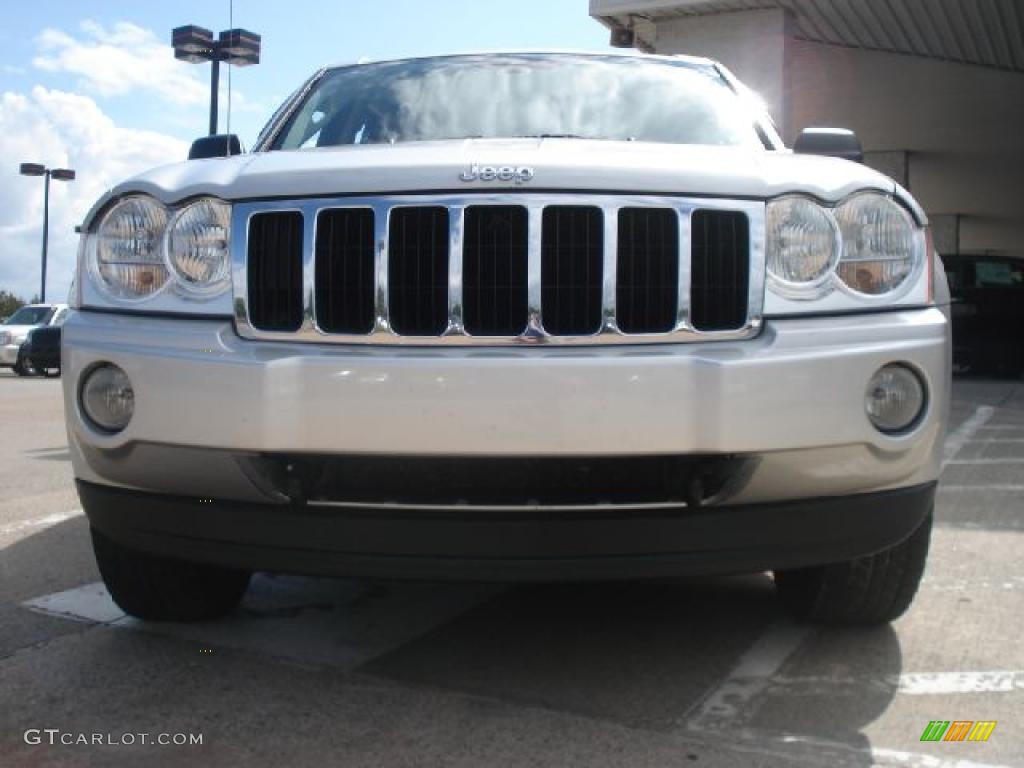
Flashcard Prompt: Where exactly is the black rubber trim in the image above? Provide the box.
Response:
[764,305,935,321]
[79,307,232,322]
[78,480,936,582]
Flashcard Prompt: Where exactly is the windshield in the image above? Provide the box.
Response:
[271,54,764,150]
[5,306,54,326]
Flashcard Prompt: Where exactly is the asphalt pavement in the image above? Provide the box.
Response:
[1,370,1021,767]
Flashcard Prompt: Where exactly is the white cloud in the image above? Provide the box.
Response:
[0,18,267,300]
[31,20,263,120]
[0,86,187,301]
[33,20,209,106]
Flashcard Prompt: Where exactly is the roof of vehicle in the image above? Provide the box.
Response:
[323,49,718,73]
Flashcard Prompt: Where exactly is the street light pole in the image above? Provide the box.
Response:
[19,163,75,303]
[41,171,49,302]
[172,25,261,137]
[209,58,220,135]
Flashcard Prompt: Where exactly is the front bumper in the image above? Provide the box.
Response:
[63,307,950,507]
[78,479,937,581]
[0,344,20,366]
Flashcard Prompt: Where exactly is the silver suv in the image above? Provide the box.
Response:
[63,53,949,624]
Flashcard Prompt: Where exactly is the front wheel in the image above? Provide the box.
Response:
[12,352,36,377]
[774,509,932,626]
[91,527,251,621]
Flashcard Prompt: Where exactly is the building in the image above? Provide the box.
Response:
[590,0,1024,260]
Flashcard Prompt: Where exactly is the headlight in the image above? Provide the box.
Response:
[83,193,235,313]
[765,196,840,298]
[167,199,232,296]
[91,196,169,300]
[835,193,921,296]
[764,192,929,314]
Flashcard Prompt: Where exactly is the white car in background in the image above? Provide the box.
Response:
[63,52,950,626]
[0,303,68,376]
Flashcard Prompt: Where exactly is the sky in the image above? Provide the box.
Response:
[0,0,611,303]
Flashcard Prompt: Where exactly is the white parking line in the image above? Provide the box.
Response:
[685,620,812,730]
[943,405,996,467]
[23,577,503,671]
[765,670,1024,695]
[945,458,1024,465]
[23,581,124,624]
[939,484,1024,492]
[898,670,1024,695]
[694,725,1017,768]
[682,613,1019,766]
[869,747,1015,768]
[0,509,83,538]
[923,576,1024,591]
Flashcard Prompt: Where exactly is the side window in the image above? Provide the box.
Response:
[974,260,1024,289]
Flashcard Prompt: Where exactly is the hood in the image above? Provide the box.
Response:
[2,325,38,340]
[85,139,907,226]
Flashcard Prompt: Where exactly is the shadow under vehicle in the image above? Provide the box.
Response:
[944,253,1024,377]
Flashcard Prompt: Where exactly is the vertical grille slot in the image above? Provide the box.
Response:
[463,206,528,336]
[388,207,449,336]
[541,206,603,335]
[315,208,375,334]
[690,210,750,332]
[247,211,304,332]
[616,208,679,333]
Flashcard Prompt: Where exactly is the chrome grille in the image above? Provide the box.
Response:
[314,208,375,334]
[691,210,750,332]
[247,211,304,332]
[616,207,679,334]
[233,193,765,346]
[541,206,604,335]
[387,206,450,336]
[462,205,529,336]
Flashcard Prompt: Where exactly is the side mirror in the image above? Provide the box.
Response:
[793,127,863,163]
[188,134,243,160]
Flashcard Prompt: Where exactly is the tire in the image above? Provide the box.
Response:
[773,509,932,626]
[12,352,36,377]
[90,526,251,622]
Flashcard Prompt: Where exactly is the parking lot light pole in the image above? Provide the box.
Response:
[19,163,75,303]
[172,25,261,136]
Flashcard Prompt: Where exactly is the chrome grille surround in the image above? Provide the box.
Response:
[231,193,766,346]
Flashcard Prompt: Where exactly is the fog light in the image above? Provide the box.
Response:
[81,364,134,433]
[866,364,925,434]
